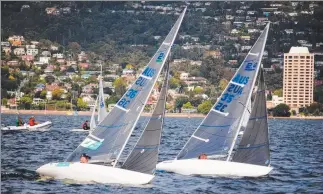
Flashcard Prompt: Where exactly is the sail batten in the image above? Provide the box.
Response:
[65,7,187,165]
[176,23,270,161]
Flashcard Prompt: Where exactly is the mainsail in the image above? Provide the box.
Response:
[232,69,270,166]
[176,23,270,160]
[65,7,187,163]
[121,61,169,174]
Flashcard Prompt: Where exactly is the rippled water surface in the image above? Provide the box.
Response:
[1,114,323,193]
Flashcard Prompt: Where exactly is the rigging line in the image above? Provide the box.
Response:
[238,101,251,114]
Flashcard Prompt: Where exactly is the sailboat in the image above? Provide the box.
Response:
[71,66,108,132]
[36,7,186,185]
[156,23,272,177]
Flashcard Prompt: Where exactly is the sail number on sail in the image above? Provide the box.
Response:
[117,67,157,109]
[213,61,257,113]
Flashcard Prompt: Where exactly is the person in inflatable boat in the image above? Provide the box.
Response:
[16,116,24,126]
[80,153,91,163]
[29,116,39,126]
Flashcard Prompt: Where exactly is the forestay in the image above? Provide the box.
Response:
[65,7,187,163]
[177,23,270,160]
[232,69,270,166]
[122,62,169,174]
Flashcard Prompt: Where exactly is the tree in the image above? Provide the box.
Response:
[273,103,291,117]
[273,88,283,97]
[175,96,189,113]
[307,102,323,115]
[183,102,194,109]
[193,86,204,94]
[2,98,8,106]
[68,42,82,54]
[189,96,204,107]
[19,96,33,109]
[105,95,119,105]
[77,98,88,110]
[197,100,212,114]
[40,90,47,99]
[169,77,180,89]
[52,89,64,100]
[113,77,127,97]
[219,79,228,91]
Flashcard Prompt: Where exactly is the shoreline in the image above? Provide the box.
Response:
[1,109,323,120]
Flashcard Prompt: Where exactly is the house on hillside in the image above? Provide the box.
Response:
[13,48,25,55]
[204,50,222,59]
[26,48,38,56]
[21,55,34,61]
[2,47,11,55]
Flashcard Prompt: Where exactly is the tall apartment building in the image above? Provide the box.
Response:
[283,47,314,112]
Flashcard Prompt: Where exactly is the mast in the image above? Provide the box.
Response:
[226,23,270,161]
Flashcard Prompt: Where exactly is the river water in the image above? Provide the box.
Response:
[1,114,323,193]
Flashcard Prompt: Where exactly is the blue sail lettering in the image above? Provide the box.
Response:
[118,98,130,108]
[233,74,249,84]
[126,89,138,99]
[135,77,147,86]
[244,62,257,71]
[156,52,165,63]
[214,102,227,112]
[142,67,156,77]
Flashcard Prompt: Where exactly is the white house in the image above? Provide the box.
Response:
[25,44,36,49]
[40,56,50,64]
[53,53,64,59]
[50,45,59,51]
[26,48,38,56]
[179,72,189,80]
[13,48,25,55]
[42,51,51,56]
[272,95,284,106]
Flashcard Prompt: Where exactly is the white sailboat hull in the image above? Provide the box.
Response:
[156,159,273,177]
[36,162,154,185]
[2,121,52,131]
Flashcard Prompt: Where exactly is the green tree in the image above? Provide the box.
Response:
[52,89,63,100]
[169,77,180,89]
[267,92,272,101]
[197,100,212,114]
[175,96,189,113]
[189,96,204,107]
[113,77,127,97]
[273,103,291,117]
[219,79,228,91]
[2,98,8,106]
[77,98,88,110]
[40,90,47,99]
[193,86,204,94]
[183,101,194,109]
[273,88,283,97]
[105,95,119,105]
[20,96,33,109]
